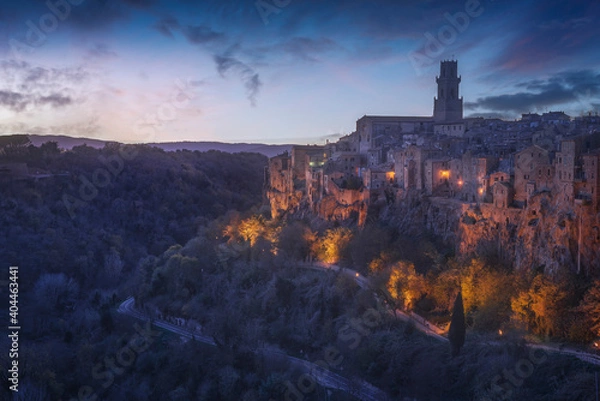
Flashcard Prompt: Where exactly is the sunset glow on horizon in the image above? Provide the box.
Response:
[0,0,598,144]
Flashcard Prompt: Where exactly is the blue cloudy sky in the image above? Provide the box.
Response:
[0,0,598,144]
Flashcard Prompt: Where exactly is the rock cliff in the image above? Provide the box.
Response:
[384,190,600,274]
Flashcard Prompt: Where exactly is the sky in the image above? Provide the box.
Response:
[0,0,598,145]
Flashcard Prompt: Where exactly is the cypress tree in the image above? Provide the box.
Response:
[449,291,466,357]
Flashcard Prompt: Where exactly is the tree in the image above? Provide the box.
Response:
[448,291,465,357]
[103,247,124,283]
[0,134,31,159]
[386,260,427,310]
[277,221,313,261]
[33,273,79,312]
[238,215,267,246]
[511,274,570,338]
[578,279,600,339]
[317,227,352,264]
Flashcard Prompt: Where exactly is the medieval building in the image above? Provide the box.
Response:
[266,59,600,231]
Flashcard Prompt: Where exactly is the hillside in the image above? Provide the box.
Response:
[25,134,293,158]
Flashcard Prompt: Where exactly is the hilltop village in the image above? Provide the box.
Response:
[266,61,600,272]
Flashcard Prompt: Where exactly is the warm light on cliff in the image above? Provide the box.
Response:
[478,187,484,195]
[440,170,450,179]
[386,171,396,181]
[458,179,463,186]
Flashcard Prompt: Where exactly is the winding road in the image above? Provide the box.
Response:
[118,260,600,401]
[118,297,390,401]
[308,262,600,366]
[307,262,447,342]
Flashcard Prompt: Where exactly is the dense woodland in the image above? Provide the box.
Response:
[0,136,599,400]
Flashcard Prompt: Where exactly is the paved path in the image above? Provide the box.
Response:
[119,261,600,401]
[304,262,447,342]
[304,262,600,365]
[118,297,390,400]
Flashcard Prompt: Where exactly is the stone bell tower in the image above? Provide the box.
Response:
[433,60,463,123]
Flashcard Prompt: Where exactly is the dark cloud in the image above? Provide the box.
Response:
[154,15,180,38]
[465,112,509,120]
[0,60,87,113]
[38,94,72,108]
[0,90,72,112]
[1,60,87,92]
[271,0,461,37]
[273,37,339,61]
[214,53,262,106]
[154,16,227,45]
[0,91,28,112]
[465,70,600,114]
[182,25,227,45]
[488,0,600,72]
[0,0,153,52]
[159,17,260,105]
[466,91,571,114]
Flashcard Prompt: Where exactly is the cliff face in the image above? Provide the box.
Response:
[317,195,366,225]
[268,167,600,274]
[382,191,600,274]
[267,189,302,219]
[440,193,598,274]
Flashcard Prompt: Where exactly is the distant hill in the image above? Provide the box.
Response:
[28,134,108,149]
[26,134,292,158]
[147,141,292,158]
